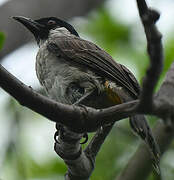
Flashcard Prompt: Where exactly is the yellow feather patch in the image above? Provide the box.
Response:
[104,81,122,104]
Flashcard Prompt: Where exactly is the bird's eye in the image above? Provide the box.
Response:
[47,20,56,25]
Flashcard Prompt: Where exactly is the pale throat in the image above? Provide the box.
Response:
[38,27,71,47]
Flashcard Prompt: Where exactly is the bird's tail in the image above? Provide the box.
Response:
[129,115,160,173]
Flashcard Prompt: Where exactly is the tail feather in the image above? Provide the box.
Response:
[130,115,160,173]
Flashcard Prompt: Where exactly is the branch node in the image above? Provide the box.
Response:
[142,9,160,25]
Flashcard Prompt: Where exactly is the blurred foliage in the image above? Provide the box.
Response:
[25,158,66,178]
[1,2,174,180]
[81,8,131,54]
[0,32,5,50]
[91,122,137,180]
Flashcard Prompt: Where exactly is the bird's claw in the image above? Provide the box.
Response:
[54,123,64,144]
[80,133,88,144]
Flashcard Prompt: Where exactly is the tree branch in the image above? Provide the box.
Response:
[0,64,137,133]
[2,61,174,180]
[1,59,174,132]
[153,63,174,121]
[54,127,93,180]
[115,0,173,179]
[136,0,163,112]
[54,117,115,179]
[85,122,115,159]
[115,60,174,180]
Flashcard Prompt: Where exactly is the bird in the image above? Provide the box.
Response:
[13,16,160,172]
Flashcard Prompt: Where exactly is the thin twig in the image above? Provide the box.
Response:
[85,122,115,159]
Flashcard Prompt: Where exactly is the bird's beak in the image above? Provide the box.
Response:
[12,16,45,37]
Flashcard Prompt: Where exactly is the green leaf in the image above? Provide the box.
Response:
[0,32,5,50]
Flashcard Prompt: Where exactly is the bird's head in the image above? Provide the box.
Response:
[13,16,79,44]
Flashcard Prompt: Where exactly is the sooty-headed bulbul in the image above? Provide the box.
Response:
[13,16,160,172]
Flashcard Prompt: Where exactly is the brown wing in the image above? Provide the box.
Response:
[47,36,140,99]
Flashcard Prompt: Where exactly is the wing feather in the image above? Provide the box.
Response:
[47,36,140,98]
